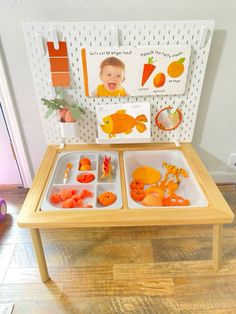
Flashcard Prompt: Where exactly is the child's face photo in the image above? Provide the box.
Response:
[100,65,125,92]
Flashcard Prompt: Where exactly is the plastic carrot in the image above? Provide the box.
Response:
[141,56,156,86]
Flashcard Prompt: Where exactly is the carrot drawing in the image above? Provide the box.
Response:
[141,56,156,86]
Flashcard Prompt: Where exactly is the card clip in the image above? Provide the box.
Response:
[35,33,45,56]
[51,27,59,50]
[199,25,209,48]
[112,25,119,47]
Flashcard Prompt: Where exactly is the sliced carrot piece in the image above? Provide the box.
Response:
[50,194,61,204]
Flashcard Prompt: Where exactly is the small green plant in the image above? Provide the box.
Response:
[42,88,85,122]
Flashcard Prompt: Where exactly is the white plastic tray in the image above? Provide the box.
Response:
[123,150,208,209]
[41,151,122,210]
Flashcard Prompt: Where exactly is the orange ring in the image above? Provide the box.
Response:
[155,105,182,131]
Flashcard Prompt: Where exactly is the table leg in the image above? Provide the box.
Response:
[30,228,50,282]
[212,224,223,270]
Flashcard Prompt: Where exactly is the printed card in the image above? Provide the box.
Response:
[81,46,191,97]
[96,102,151,142]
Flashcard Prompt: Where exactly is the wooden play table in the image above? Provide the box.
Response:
[18,143,234,282]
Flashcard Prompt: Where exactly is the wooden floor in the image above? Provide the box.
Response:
[0,185,236,313]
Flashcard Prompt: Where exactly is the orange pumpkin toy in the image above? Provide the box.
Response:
[130,179,144,190]
[163,194,190,206]
[131,189,146,202]
[98,192,116,206]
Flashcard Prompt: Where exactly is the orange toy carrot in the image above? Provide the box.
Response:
[141,56,156,86]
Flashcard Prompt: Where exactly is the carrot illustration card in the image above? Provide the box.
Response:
[96,102,151,143]
[81,46,191,97]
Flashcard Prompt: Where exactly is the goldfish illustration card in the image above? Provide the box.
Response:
[81,46,191,97]
[96,102,151,143]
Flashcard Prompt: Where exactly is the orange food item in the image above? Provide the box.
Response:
[79,189,93,199]
[163,194,190,206]
[144,187,164,199]
[79,164,92,171]
[76,199,84,207]
[131,189,146,202]
[59,189,77,201]
[77,173,95,183]
[167,58,185,78]
[130,179,144,190]
[98,192,116,206]
[142,194,163,207]
[80,158,91,166]
[132,166,161,185]
[50,193,61,204]
[141,56,156,86]
[62,198,77,208]
[153,72,166,88]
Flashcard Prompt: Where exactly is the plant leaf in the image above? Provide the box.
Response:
[179,58,185,63]
[45,107,54,118]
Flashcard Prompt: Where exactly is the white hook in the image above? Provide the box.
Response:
[35,33,45,56]
[199,25,208,48]
[112,25,119,47]
[51,27,59,50]
[171,102,182,114]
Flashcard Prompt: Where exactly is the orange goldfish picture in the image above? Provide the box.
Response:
[100,110,148,138]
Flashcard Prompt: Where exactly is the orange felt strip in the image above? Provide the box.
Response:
[47,41,68,57]
[81,48,89,96]
[51,72,70,87]
[49,57,69,72]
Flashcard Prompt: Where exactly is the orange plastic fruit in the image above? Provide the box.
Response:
[167,58,185,78]
[130,179,144,190]
[80,158,91,166]
[130,189,145,202]
[132,166,161,185]
[153,72,166,88]
[79,164,91,171]
[97,192,116,206]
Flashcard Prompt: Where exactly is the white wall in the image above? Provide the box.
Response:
[0,0,235,182]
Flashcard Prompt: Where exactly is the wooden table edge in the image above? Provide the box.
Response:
[17,143,234,229]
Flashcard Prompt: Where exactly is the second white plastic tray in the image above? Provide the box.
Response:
[123,150,208,209]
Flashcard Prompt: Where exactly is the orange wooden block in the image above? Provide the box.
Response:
[47,41,68,57]
[49,57,69,72]
[51,72,70,87]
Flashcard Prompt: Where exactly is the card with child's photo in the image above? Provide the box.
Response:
[81,46,191,97]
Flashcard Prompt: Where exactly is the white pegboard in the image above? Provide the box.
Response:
[23,20,214,144]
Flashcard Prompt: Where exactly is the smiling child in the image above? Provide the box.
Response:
[96,57,127,97]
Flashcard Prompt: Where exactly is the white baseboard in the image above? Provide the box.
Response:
[210,171,236,184]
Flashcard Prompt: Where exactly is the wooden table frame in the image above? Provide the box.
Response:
[18,144,234,282]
